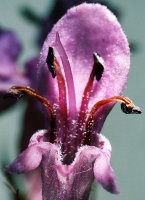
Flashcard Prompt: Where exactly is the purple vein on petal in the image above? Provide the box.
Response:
[55,32,77,119]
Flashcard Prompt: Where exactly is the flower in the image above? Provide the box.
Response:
[0,28,28,89]
[6,3,141,200]
[0,28,28,111]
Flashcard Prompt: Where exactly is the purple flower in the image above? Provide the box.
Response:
[6,3,141,200]
[0,28,28,111]
[0,29,28,89]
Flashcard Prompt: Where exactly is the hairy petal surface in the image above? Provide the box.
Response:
[38,3,130,109]
[94,153,119,194]
[41,145,98,200]
[40,134,116,200]
[26,169,42,200]
[7,130,116,199]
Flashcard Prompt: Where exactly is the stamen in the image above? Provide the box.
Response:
[82,96,141,145]
[93,53,104,81]
[55,32,77,119]
[3,91,25,100]
[79,53,104,116]
[54,58,68,121]
[121,103,142,114]
[46,47,68,121]
[5,86,56,142]
[46,47,56,78]
[76,53,104,144]
[46,47,69,154]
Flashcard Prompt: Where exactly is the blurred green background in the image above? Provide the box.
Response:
[0,0,145,200]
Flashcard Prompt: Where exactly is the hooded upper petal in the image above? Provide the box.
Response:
[36,0,121,47]
[38,3,130,109]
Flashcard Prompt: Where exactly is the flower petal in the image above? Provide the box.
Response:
[0,29,28,91]
[24,56,39,89]
[25,169,42,200]
[6,145,42,173]
[93,153,119,194]
[41,145,99,200]
[6,130,51,173]
[38,3,130,109]
[0,29,29,111]
[0,28,22,62]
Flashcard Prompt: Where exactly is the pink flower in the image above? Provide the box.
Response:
[6,3,141,200]
[0,28,28,111]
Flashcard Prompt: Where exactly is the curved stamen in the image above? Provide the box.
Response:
[55,32,77,119]
[54,58,68,121]
[82,96,141,145]
[54,58,70,155]
[76,53,104,145]
[78,59,96,123]
[46,47,69,153]
[46,47,68,121]
[5,86,56,142]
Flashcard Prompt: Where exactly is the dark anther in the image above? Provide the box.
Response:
[3,91,26,100]
[121,103,142,114]
[46,47,56,78]
[93,53,104,81]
